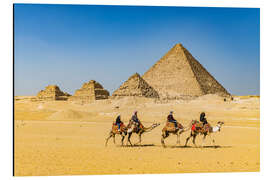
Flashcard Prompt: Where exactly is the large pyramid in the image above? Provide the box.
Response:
[142,43,230,99]
[112,73,159,98]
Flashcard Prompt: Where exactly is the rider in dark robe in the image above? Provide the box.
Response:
[115,115,122,132]
[200,112,208,125]
[167,111,178,129]
[131,111,141,132]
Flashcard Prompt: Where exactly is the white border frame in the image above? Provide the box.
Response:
[1,0,269,179]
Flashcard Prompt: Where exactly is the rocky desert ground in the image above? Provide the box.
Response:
[14,95,260,176]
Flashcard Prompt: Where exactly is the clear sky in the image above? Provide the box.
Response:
[14,4,260,96]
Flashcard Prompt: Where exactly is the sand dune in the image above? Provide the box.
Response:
[46,109,95,121]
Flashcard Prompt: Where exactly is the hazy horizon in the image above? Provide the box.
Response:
[14,4,260,96]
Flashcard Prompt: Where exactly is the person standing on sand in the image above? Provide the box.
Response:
[167,111,178,130]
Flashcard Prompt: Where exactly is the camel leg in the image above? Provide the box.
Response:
[176,134,180,146]
[105,131,113,147]
[134,133,142,146]
[161,136,165,147]
[209,134,215,146]
[161,131,169,148]
[201,134,207,147]
[177,130,184,145]
[127,133,133,146]
[136,134,142,146]
[192,134,197,147]
[121,134,125,146]
[126,133,129,146]
[185,132,192,146]
[113,134,116,145]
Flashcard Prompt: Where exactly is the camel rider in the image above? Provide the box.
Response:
[167,111,178,130]
[131,111,141,131]
[200,112,208,126]
[115,115,122,132]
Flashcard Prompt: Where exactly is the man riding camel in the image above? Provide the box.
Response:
[199,112,208,126]
[131,111,142,132]
[167,111,179,130]
[115,115,122,132]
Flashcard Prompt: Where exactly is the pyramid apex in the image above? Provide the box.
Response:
[169,43,185,53]
[175,43,183,46]
[173,43,184,48]
[130,72,141,78]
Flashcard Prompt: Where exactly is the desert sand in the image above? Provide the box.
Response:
[14,95,260,176]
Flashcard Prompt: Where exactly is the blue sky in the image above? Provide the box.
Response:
[14,4,260,96]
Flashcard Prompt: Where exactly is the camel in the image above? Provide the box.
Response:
[105,122,128,147]
[126,120,160,146]
[161,121,190,147]
[184,120,224,147]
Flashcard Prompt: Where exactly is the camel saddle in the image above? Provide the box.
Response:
[126,120,144,133]
[133,123,144,133]
[112,122,126,133]
[166,122,183,131]
[191,121,211,132]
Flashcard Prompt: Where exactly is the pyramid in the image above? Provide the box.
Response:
[69,80,109,102]
[37,85,70,101]
[112,73,159,98]
[142,43,230,99]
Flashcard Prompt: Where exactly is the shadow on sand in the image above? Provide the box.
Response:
[168,145,232,149]
[118,144,155,147]
[116,144,232,148]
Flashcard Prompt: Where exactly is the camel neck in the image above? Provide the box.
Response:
[212,125,221,132]
[143,125,155,132]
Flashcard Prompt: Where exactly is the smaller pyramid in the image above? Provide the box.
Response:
[37,85,70,101]
[69,80,109,102]
[112,73,159,98]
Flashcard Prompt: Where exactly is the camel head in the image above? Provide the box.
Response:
[152,122,160,128]
[216,121,224,131]
[217,121,224,126]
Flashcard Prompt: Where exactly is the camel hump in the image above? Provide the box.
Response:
[164,122,177,131]
[166,122,183,129]
[112,122,125,128]
[203,123,211,131]
[112,123,127,133]
[166,122,175,127]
